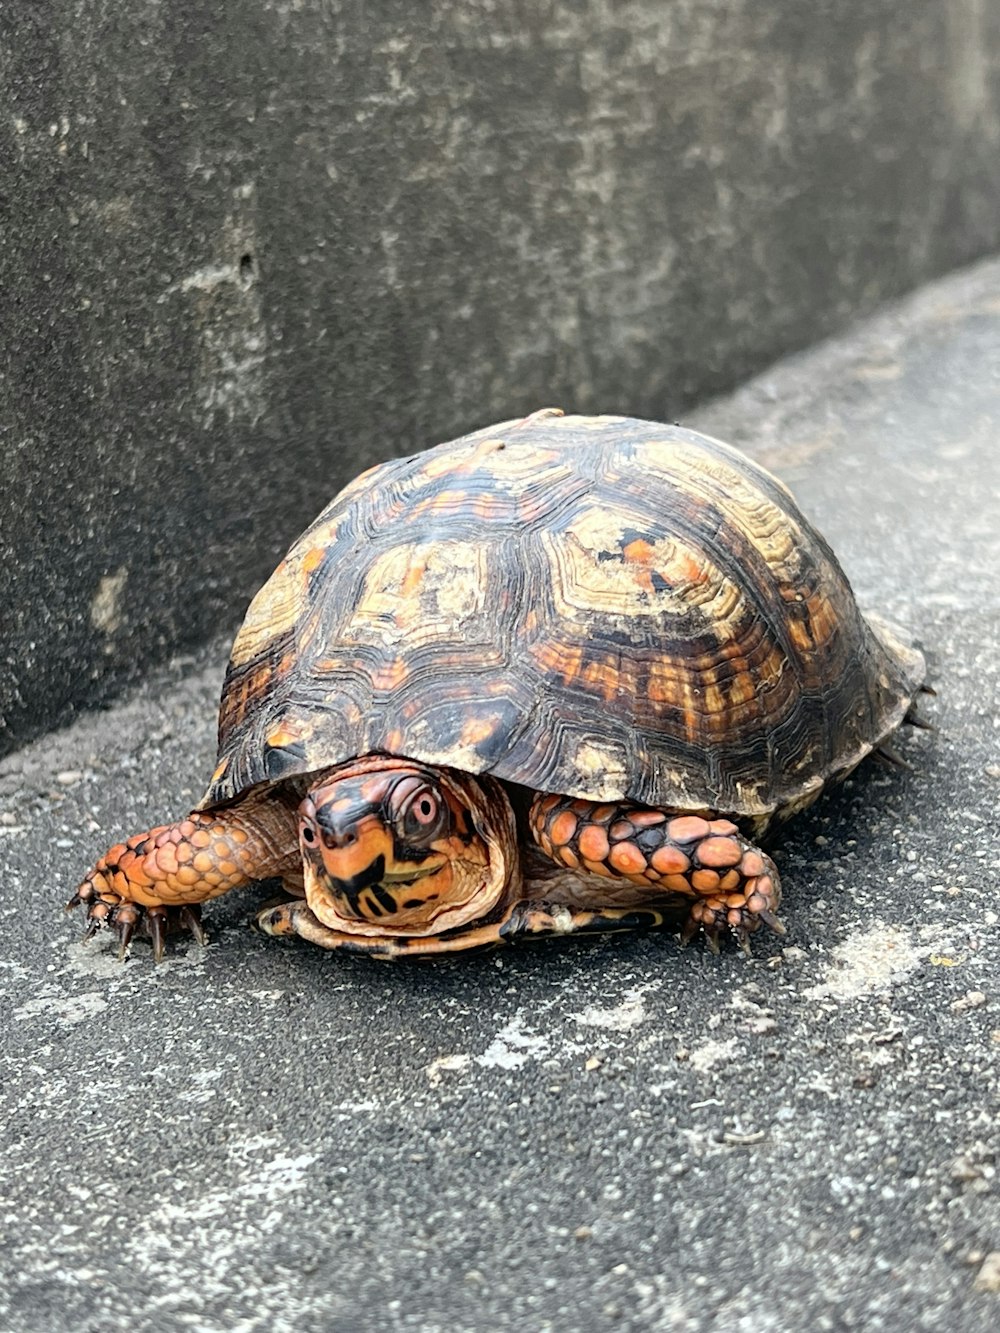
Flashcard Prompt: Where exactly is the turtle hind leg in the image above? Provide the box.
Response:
[529,794,784,953]
[69,793,299,961]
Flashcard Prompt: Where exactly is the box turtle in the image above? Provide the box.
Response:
[71,410,926,960]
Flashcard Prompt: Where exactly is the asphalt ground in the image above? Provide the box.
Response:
[1,258,998,1332]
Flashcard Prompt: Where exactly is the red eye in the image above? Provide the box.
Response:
[411,790,438,825]
[396,780,448,843]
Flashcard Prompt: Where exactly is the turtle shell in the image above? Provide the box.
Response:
[201,412,924,825]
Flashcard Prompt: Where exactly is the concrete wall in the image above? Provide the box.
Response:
[3,0,1000,754]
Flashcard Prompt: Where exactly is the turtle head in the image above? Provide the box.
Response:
[299,758,517,937]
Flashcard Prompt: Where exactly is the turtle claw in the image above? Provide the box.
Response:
[68,890,208,961]
[148,907,168,963]
[116,914,137,960]
[758,908,786,936]
[179,906,209,947]
[680,871,784,953]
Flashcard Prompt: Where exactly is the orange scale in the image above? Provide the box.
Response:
[709,819,739,836]
[582,858,614,879]
[629,810,667,829]
[650,845,689,875]
[548,811,578,847]
[663,873,694,894]
[156,848,179,876]
[577,826,610,862]
[740,851,765,878]
[697,837,743,869]
[667,816,711,843]
[609,820,634,841]
[691,869,721,893]
[718,869,741,891]
[609,842,647,876]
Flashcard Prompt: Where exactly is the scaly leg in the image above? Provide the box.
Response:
[530,794,784,952]
[69,790,300,959]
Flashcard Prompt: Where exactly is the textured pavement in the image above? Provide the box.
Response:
[1,259,999,1331]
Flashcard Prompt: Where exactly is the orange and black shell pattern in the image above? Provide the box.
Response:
[202,411,924,824]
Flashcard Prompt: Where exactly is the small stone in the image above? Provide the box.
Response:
[584,1056,602,1072]
[745,1016,778,1036]
[574,1226,593,1241]
[951,1155,984,1183]
[974,1253,1000,1292]
[985,764,1000,780]
[0,811,17,826]
[56,770,83,786]
[814,834,829,846]
[722,1129,766,1146]
[675,1047,690,1061]
[951,991,987,1013]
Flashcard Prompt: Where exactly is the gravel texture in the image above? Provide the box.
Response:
[1,259,999,1331]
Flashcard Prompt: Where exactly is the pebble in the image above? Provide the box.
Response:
[973,1253,1000,1292]
[950,991,987,1013]
[56,770,83,786]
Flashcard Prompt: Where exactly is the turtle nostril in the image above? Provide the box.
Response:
[323,828,357,850]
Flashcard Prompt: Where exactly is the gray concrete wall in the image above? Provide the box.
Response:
[3,0,1000,755]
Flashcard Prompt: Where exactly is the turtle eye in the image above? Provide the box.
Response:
[397,783,448,844]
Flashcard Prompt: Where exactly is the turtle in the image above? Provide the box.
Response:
[70,409,927,961]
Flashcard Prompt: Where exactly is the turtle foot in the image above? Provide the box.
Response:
[679,871,785,954]
[67,884,208,962]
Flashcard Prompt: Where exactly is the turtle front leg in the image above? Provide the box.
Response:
[530,795,784,952]
[69,791,300,960]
